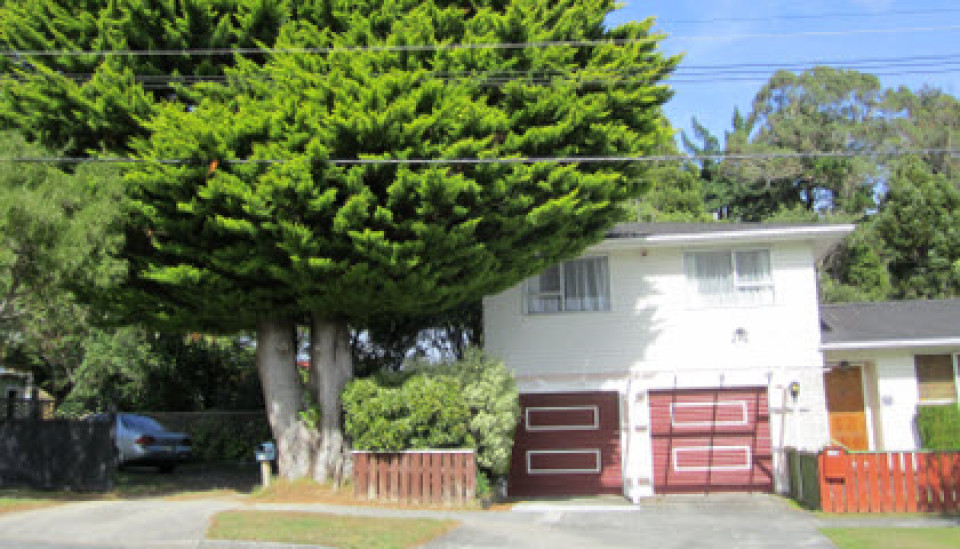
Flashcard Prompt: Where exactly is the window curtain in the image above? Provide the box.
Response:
[564,257,609,311]
[734,250,773,305]
[692,251,734,305]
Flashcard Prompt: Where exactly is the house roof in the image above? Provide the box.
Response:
[820,299,960,351]
[597,222,855,258]
[606,222,835,238]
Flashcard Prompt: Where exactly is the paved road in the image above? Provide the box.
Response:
[1,493,956,549]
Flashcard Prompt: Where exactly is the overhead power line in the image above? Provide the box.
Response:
[1,148,956,166]
[1,24,959,59]
[658,7,960,25]
[5,52,960,89]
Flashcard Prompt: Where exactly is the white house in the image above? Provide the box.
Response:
[483,222,854,500]
[820,300,960,453]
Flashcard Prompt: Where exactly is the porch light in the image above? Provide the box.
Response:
[788,381,800,400]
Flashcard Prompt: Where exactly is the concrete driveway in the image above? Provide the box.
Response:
[2,492,949,549]
[430,494,836,549]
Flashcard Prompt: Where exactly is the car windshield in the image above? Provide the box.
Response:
[120,415,168,432]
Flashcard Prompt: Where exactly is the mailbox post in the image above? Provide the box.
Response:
[255,442,276,488]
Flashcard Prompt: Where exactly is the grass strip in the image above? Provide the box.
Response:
[0,497,60,514]
[821,527,960,549]
[207,510,459,549]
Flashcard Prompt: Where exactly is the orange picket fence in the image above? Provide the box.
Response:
[352,450,476,505]
[816,447,960,513]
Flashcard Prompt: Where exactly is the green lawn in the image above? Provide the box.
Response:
[821,528,960,549]
[207,510,459,549]
[0,497,60,514]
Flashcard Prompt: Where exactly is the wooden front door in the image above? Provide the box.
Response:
[824,366,869,451]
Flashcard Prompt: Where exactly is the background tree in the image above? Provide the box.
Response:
[0,131,125,393]
[871,157,960,299]
[118,1,677,480]
[714,67,888,221]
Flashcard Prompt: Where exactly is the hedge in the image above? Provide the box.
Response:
[342,349,519,479]
[146,411,271,462]
[917,404,960,450]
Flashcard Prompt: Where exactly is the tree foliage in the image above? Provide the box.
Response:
[0,131,125,391]
[61,329,262,413]
[0,0,288,156]
[116,1,677,333]
[871,158,960,299]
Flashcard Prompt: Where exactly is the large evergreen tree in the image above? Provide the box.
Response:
[0,0,287,156]
[96,1,678,480]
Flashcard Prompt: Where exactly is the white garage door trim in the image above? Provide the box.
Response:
[526,449,602,474]
[672,445,753,472]
[670,400,749,428]
[525,405,600,431]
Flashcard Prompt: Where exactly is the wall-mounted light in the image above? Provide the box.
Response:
[788,381,800,401]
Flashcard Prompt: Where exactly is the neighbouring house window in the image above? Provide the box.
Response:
[685,249,774,306]
[526,257,610,313]
[915,354,958,404]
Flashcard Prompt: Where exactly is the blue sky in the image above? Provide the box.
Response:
[607,0,960,144]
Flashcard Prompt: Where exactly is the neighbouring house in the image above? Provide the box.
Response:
[820,299,960,453]
[483,222,855,500]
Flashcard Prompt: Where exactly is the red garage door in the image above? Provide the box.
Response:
[509,392,622,496]
[650,387,772,494]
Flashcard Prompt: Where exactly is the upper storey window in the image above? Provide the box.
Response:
[686,249,774,306]
[526,257,610,313]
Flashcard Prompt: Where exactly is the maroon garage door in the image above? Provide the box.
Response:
[508,392,622,496]
[650,387,772,494]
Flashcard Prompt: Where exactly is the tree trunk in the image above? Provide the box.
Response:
[256,316,318,480]
[310,317,353,484]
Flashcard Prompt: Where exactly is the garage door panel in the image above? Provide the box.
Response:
[509,392,622,497]
[650,388,772,494]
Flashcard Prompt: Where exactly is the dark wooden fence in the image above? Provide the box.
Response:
[353,450,476,505]
[818,447,960,513]
[0,419,114,491]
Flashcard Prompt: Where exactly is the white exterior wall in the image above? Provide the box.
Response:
[825,348,960,451]
[484,238,832,498]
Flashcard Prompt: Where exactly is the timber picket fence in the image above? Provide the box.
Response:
[816,447,960,513]
[352,450,476,505]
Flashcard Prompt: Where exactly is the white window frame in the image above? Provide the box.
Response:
[684,248,775,307]
[524,256,610,314]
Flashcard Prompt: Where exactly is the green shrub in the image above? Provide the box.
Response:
[917,404,960,449]
[343,349,519,481]
[342,375,473,452]
[407,349,520,478]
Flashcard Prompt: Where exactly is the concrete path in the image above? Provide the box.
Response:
[0,493,956,549]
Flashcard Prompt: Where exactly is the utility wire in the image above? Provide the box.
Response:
[2,148,956,166]
[6,54,960,89]
[658,7,960,25]
[1,24,959,58]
